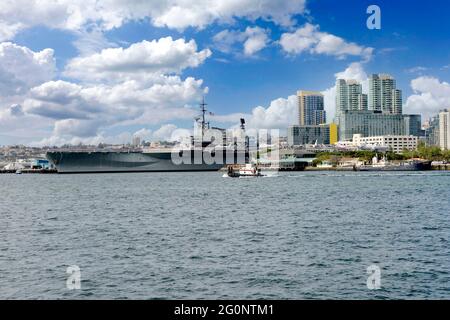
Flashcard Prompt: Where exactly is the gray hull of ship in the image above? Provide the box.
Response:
[357,162,431,171]
[46,151,230,173]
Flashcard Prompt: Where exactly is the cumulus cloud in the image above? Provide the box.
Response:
[404,76,450,119]
[214,27,270,56]
[152,124,191,142]
[0,36,211,144]
[0,43,57,143]
[133,128,153,141]
[17,71,204,144]
[279,23,373,60]
[64,37,212,81]
[8,104,24,117]
[212,95,298,130]
[0,42,56,96]
[334,62,368,83]
[246,95,298,129]
[24,76,205,123]
[53,119,103,138]
[0,0,306,41]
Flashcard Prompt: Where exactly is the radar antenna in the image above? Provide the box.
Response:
[198,96,209,137]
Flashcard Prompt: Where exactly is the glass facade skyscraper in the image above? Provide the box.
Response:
[297,90,326,125]
[338,110,421,141]
[369,74,402,114]
[335,79,367,123]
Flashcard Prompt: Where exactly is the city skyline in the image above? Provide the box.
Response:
[1,0,450,146]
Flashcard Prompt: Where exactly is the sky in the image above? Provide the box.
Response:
[1,0,450,146]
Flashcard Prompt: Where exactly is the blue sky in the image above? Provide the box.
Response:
[1,0,450,145]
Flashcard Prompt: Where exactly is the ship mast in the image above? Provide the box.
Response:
[199,97,209,138]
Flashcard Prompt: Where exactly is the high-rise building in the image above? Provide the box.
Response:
[298,90,326,125]
[132,135,141,147]
[424,115,440,146]
[357,93,368,111]
[338,110,421,141]
[380,75,396,113]
[369,74,401,114]
[403,114,422,137]
[336,79,348,115]
[335,80,367,122]
[392,89,403,115]
[439,110,450,150]
[369,74,381,111]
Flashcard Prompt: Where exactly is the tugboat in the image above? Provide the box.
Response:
[225,164,264,178]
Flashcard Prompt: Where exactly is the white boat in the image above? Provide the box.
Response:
[226,164,264,178]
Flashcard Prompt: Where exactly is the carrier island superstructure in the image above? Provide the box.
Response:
[46,100,249,173]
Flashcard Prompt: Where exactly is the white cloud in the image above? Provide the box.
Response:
[213,95,298,130]
[0,109,54,144]
[213,30,240,54]
[152,124,191,142]
[213,27,270,57]
[144,0,306,30]
[0,0,306,41]
[279,23,373,60]
[133,128,153,141]
[0,42,56,96]
[0,43,57,144]
[404,76,450,119]
[0,37,210,145]
[72,26,119,56]
[243,27,270,56]
[0,36,212,144]
[152,124,178,141]
[247,95,298,129]
[24,76,206,123]
[334,62,368,82]
[321,86,337,123]
[405,66,428,74]
[53,119,103,138]
[18,72,205,144]
[64,37,211,81]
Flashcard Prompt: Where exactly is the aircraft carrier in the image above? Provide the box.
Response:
[46,100,248,173]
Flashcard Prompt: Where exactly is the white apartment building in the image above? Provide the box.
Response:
[439,110,450,150]
[352,134,418,153]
